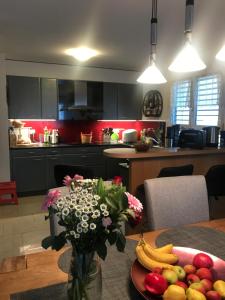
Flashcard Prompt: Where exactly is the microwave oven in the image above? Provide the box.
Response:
[178,129,206,149]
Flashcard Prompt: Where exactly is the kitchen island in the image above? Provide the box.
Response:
[103,147,225,195]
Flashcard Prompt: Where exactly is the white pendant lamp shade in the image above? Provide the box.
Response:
[216,44,225,61]
[137,62,167,84]
[169,41,206,73]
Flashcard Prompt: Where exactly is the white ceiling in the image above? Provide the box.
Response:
[1,0,225,73]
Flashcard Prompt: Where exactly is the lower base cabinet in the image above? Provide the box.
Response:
[10,145,129,195]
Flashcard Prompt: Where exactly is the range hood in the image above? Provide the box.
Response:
[68,81,100,112]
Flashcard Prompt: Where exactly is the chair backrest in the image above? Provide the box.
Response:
[205,164,225,197]
[157,164,194,177]
[54,164,94,187]
[144,175,209,230]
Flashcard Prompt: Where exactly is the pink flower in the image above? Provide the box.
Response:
[102,217,112,228]
[125,192,143,213]
[73,174,84,180]
[63,175,73,186]
[42,189,61,210]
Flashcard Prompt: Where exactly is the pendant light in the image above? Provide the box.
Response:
[137,0,167,84]
[168,0,206,73]
[216,44,225,62]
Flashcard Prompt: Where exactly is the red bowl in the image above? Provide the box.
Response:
[131,246,225,300]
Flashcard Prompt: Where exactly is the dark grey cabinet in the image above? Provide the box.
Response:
[103,82,142,120]
[8,76,41,119]
[41,78,58,119]
[7,76,58,119]
[11,149,47,193]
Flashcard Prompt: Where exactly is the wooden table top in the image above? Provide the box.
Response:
[1,218,225,300]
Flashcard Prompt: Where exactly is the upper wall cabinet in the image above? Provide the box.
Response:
[7,76,41,119]
[103,83,143,120]
[7,76,57,119]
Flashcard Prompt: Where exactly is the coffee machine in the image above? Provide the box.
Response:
[166,125,180,148]
[203,126,220,147]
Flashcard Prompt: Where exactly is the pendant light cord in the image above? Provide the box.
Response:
[151,0,157,61]
[185,0,194,37]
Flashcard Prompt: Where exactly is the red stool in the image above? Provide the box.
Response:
[0,181,18,205]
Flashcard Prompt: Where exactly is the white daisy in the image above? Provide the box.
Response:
[90,223,96,230]
[103,210,109,217]
[100,204,107,211]
[62,208,70,216]
[82,214,89,222]
[92,210,100,218]
[81,221,88,228]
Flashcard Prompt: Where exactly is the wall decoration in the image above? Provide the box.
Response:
[142,90,163,117]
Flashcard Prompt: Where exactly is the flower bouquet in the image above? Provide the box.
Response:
[42,175,143,300]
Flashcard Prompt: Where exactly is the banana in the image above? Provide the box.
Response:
[155,243,174,254]
[141,240,178,264]
[135,244,174,271]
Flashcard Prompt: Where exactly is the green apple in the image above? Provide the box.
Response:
[173,265,186,280]
[162,269,178,284]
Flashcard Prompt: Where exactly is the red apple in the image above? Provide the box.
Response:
[189,282,206,294]
[184,264,196,274]
[187,273,200,285]
[193,253,214,269]
[206,290,222,300]
[175,280,188,290]
[196,268,213,281]
[152,267,163,274]
[144,272,168,295]
[201,279,213,292]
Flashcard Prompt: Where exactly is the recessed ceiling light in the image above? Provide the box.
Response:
[65,47,99,61]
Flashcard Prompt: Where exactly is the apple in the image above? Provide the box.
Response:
[175,280,188,290]
[187,273,200,285]
[201,279,213,292]
[206,290,222,300]
[162,269,178,284]
[184,264,197,274]
[173,266,186,280]
[193,253,214,269]
[189,282,206,294]
[196,268,213,281]
[144,272,168,295]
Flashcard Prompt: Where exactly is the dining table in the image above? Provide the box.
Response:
[1,218,225,300]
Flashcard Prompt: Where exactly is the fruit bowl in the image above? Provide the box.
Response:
[131,247,225,300]
[134,143,150,152]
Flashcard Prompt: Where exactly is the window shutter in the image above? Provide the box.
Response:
[172,80,191,125]
[196,74,221,126]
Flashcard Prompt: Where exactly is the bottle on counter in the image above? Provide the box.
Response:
[43,126,49,144]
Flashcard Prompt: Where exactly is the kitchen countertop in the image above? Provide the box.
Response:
[103,146,225,159]
[10,141,132,149]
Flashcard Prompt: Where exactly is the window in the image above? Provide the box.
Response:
[171,74,221,127]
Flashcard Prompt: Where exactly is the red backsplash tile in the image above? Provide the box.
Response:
[23,120,165,143]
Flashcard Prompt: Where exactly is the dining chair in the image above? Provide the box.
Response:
[144,175,209,230]
[205,164,225,200]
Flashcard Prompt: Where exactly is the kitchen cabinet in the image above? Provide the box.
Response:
[7,76,58,119]
[11,149,47,193]
[103,82,142,120]
[46,148,62,189]
[7,76,41,119]
[41,78,58,119]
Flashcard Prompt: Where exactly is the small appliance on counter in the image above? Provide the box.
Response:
[49,129,59,144]
[178,129,206,149]
[122,129,138,143]
[166,124,180,148]
[81,132,92,144]
[203,126,220,147]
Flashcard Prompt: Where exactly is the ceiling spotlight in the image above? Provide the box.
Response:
[137,0,167,84]
[216,44,225,62]
[169,0,206,73]
[65,47,99,62]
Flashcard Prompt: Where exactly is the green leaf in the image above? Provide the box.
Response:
[96,243,107,260]
[107,232,117,245]
[118,214,128,222]
[105,196,118,210]
[41,236,54,249]
[116,230,126,252]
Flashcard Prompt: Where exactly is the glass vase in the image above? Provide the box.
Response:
[67,248,102,300]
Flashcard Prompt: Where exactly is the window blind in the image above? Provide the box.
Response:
[172,80,191,125]
[196,74,221,126]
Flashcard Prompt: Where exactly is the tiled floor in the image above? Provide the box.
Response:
[0,194,225,264]
[0,195,50,262]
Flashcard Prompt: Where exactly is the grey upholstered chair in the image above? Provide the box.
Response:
[144,175,209,230]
